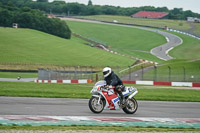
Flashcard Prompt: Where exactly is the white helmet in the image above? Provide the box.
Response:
[103,67,112,78]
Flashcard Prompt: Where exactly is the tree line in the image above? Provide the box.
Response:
[1,0,200,20]
[0,0,71,39]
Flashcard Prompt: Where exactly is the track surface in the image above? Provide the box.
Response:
[0,97,200,118]
[0,78,36,82]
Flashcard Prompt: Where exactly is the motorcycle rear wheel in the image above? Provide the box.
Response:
[122,97,138,114]
[89,96,104,113]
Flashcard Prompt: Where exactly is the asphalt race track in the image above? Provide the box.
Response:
[0,97,200,118]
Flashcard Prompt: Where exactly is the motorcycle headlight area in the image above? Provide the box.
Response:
[91,86,101,93]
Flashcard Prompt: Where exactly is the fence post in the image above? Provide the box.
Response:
[183,66,186,82]
[154,65,157,81]
[141,66,144,80]
[168,66,171,82]
[48,69,50,80]
[96,74,99,82]
[74,66,77,80]
[85,66,88,79]
[90,66,93,80]
[129,66,131,80]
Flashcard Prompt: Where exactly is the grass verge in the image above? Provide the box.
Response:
[0,82,200,102]
[143,59,200,82]
[0,125,200,131]
[168,32,200,60]
[0,72,37,78]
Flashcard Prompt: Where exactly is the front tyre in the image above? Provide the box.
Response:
[122,97,138,114]
[89,96,104,113]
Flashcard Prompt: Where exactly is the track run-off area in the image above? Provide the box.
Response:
[0,97,200,128]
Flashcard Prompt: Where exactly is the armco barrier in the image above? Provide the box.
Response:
[193,83,200,87]
[154,81,171,86]
[123,80,200,87]
[34,80,200,87]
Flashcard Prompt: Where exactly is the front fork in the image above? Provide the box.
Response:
[97,95,102,105]
[92,95,102,105]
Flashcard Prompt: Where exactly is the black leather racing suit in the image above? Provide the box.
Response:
[104,71,125,103]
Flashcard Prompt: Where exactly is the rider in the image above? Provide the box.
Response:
[102,67,125,105]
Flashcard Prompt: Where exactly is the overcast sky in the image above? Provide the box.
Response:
[50,0,200,14]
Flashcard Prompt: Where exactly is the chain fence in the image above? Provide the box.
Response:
[38,66,124,81]
[120,65,200,83]
[38,67,95,80]
[38,64,200,83]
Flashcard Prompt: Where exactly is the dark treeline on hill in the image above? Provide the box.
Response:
[1,0,200,20]
[0,0,71,39]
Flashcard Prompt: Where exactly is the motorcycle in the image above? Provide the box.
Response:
[89,80,138,114]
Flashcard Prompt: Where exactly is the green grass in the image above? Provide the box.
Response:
[0,81,200,102]
[66,20,166,63]
[144,59,200,82]
[168,32,200,59]
[81,15,191,32]
[79,15,200,60]
[0,125,199,131]
[137,86,200,102]
[0,81,90,98]
[0,27,134,67]
[141,28,200,82]
[137,28,200,82]
[0,72,37,78]
[194,23,200,36]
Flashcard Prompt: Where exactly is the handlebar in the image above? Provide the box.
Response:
[103,85,115,90]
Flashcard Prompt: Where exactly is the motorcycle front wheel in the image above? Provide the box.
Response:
[122,97,138,114]
[89,96,104,113]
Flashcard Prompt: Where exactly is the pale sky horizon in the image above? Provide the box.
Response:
[49,0,200,14]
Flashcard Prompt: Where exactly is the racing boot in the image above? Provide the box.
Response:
[121,96,125,105]
[118,91,125,105]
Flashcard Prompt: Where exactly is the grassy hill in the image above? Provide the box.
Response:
[72,15,200,59]
[169,32,200,60]
[0,27,134,68]
[80,15,191,31]
[66,20,166,63]
[194,23,200,36]
[80,15,200,37]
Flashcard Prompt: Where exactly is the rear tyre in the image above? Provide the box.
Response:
[89,96,104,113]
[122,97,138,114]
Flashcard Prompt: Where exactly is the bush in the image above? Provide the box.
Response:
[0,4,71,39]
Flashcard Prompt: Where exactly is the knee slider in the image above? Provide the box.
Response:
[117,88,121,91]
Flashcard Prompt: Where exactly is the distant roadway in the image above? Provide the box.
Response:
[62,17,183,61]
[0,97,200,118]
